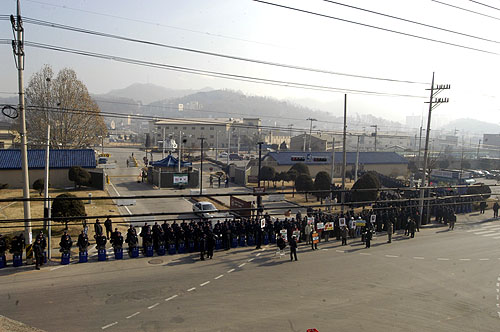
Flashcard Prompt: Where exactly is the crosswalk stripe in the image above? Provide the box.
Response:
[474,231,496,235]
[483,233,500,237]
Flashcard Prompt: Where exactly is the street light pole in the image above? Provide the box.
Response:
[306,118,317,152]
[370,125,378,152]
[354,135,360,182]
[198,137,205,194]
[341,94,347,213]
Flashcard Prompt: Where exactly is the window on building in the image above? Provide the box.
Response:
[183,127,187,130]
[210,135,214,138]
[201,127,205,130]
[165,126,169,129]
[210,127,214,130]
[210,143,214,147]
[192,127,195,130]
[174,126,178,130]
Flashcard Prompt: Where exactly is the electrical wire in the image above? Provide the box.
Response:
[320,0,500,44]
[21,40,426,99]
[251,0,500,56]
[22,17,427,85]
[431,0,500,21]
[468,0,500,11]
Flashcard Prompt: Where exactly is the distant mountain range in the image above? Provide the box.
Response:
[438,118,500,134]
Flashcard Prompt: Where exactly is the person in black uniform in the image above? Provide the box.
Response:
[206,232,215,259]
[125,227,138,253]
[94,219,103,238]
[199,233,206,261]
[111,231,124,251]
[36,231,47,252]
[95,234,107,251]
[10,233,25,255]
[33,237,44,270]
[59,231,73,253]
[289,235,298,261]
[365,227,372,248]
[0,234,7,256]
[77,230,89,252]
[104,217,113,240]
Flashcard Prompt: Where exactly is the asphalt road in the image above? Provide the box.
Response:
[1,210,500,332]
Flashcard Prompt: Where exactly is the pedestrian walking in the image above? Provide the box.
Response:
[209,175,213,188]
[94,219,103,238]
[289,235,298,261]
[493,201,499,218]
[311,230,318,250]
[449,213,456,230]
[387,221,393,243]
[341,226,348,246]
[305,222,312,245]
[365,228,372,248]
[199,234,206,261]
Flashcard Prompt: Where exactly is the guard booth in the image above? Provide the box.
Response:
[148,155,199,189]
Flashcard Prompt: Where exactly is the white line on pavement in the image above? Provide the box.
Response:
[322,248,329,251]
[359,253,372,256]
[126,312,140,319]
[165,295,178,302]
[413,257,425,260]
[256,253,261,257]
[214,275,224,280]
[336,250,344,253]
[479,224,499,228]
[187,287,196,292]
[227,269,235,273]
[148,303,159,309]
[483,233,500,237]
[101,322,118,330]
[437,258,450,261]
[459,258,471,261]
[109,181,132,215]
[200,281,210,287]
[493,237,500,239]
[238,263,246,268]
[50,265,67,271]
[474,231,496,235]
[385,255,399,258]
[248,258,255,262]
[479,258,490,261]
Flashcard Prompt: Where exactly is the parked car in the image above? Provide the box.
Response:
[218,152,228,158]
[229,153,243,161]
[192,201,230,220]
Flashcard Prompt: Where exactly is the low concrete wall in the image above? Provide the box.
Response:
[0,168,98,189]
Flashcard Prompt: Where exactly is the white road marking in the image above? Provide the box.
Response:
[109,181,132,215]
[227,268,235,273]
[474,231,496,235]
[479,258,490,261]
[413,256,425,260]
[200,281,210,287]
[50,265,67,271]
[126,312,140,319]
[101,322,118,330]
[238,263,246,268]
[459,258,471,261]
[493,237,500,239]
[148,303,159,309]
[336,250,344,253]
[385,255,399,258]
[479,224,499,229]
[165,295,178,302]
[214,274,224,280]
[187,287,196,292]
[437,258,450,261]
[256,253,261,257]
[359,253,372,256]
[322,248,329,251]
[248,258,255,262]
[483,233,500,237]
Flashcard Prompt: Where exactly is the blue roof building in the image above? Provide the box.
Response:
[0,149,96,169]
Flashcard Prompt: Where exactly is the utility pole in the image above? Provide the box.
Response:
[418,72,450,227]
[330,137,335,184]
[416,125,423,169]
[257,142,264,189]
[43,125,50,230]
[370,125,378,152]
[161,127,165,159]
[215,130,218,161]
[477,139,481,160]
[198,137,205,194]
[11,2,32,243]
[341,94,347,213]
[237,128,240,154]
[306,118,317,152]
[354,135,360,182]
[227,129,231,165]
[303,132,307,152]
[178,131,182,173]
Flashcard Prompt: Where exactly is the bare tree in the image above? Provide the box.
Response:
[24,65,107,148]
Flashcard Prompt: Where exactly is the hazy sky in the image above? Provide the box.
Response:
[1,0,500,126]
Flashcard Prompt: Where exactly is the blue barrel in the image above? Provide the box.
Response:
[178,242,185,254]
[145,246,154,257]
[43,251,47,264]
[0,255,5,268]
[61,252,70,265]
[270,234,276,244]
[239,236,246,247]
[231,237,238,248]
[79,251,88,263]
[114,248,123,260]
[13,254,22,267]
[168,243,176,255]
[215,239,222,250]
[157,245,166,256]
[188,241,195,253]
[263,234,269,245]
[248,235,255,246]
[129,247,139,258]
[98,249,107,261]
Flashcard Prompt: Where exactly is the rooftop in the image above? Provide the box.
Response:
[0,149,96,169]
[264,151,408,165]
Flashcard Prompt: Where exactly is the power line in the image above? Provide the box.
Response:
[21,17,427,85]
[251,0,500,56]
[320,0,500,44]
[22,0,285,49]
[19,40,425,99]
[469,0,500,11]
[431,0,500,21]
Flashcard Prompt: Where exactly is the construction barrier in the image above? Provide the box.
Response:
[145,246,154,257]
[61,252,70,265]
[13,254,22,267]
[168,244,176,255]
[129,247,139,258]
[157,245,166,256]
[178,242,185,254]
[114,248,123,260]
[98,249,107,261]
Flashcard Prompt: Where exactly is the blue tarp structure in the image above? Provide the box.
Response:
[151,154,192,168]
